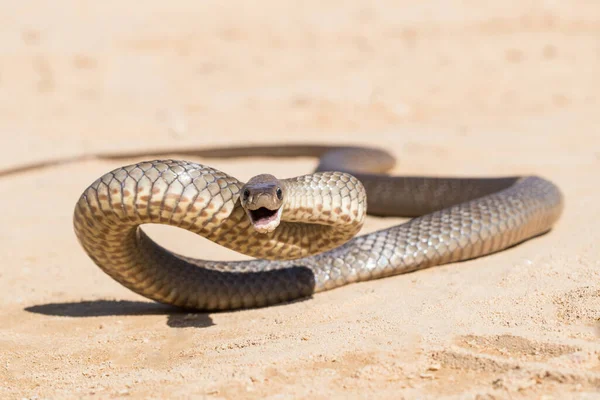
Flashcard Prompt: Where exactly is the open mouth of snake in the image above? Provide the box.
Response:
[249,207,279,225]
[247,207,283,233]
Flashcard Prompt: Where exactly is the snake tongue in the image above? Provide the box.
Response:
[248,207,282,233]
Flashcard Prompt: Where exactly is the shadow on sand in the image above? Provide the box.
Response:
[24,300,214,329]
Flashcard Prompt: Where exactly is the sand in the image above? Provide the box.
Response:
[1,1,599,399]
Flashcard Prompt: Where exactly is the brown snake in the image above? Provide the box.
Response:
[73,145,564,311]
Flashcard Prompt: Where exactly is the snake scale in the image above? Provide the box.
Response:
[73,145,563,311]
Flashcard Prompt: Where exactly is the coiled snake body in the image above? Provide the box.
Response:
[73,146,563,311]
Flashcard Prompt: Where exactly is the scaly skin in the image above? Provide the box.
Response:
[73,148,563,311]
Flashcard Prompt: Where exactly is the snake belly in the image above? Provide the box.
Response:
[73,147,563,311]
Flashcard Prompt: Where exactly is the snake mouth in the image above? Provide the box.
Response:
[248,207,283,233]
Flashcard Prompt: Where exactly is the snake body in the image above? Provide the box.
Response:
[73,146,563,311]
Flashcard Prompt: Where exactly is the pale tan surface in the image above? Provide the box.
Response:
[1,1,600,399]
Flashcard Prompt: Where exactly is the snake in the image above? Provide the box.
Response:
[73,145,564,311]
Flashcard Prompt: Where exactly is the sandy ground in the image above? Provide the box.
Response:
[1,1,600,399]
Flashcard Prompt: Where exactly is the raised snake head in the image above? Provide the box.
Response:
[240,174,285,234]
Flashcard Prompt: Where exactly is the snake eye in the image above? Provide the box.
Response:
[243,189,250,200]
[276,187,283,200]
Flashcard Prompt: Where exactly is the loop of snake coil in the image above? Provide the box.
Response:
[73,146,563,311]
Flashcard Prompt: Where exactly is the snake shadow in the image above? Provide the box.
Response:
[24,300,214,329]
[24,295,315,329]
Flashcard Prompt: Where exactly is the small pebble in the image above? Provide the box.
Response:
[428,363,441,371]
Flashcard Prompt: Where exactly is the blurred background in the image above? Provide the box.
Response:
[3,1,598,171]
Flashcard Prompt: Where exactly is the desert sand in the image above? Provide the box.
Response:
[1,1,600,399]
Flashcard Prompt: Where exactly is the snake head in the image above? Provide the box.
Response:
[240,174,285,234]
